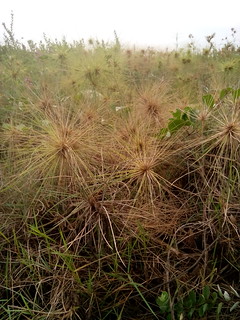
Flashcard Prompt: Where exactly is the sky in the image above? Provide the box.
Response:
[1,0,240,49]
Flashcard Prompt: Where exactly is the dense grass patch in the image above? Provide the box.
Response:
[0,22,240,319]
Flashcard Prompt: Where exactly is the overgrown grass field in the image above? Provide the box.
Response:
[0,21,240,319]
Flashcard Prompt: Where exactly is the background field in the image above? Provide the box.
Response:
[0,20,240,319]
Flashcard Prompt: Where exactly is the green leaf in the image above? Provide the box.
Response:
[183,291,196,309]
[175,300,184,314]
[202,94,215,108]
[184,296,193,309]
[198,294,206,305]
[156,292,170,313]
[182,112,189,121]
[219,87,233,100]
[217,302,223,315]
[158,127,169,138]
[190,111,198,123]
[171,108,182,120]
[182,106,197,123]
[230,301,240,312]
[157,291,169,303]
[203,285,210,300]
[159,305,170,313]
[162,106,196,136]
[188,290,197,305]
[168,118,191,133]
[217,285,223,298]
[232,88,240,101]
[211,292,218,304]
[187,308,195,319]
[198,303,208,317]
[166,314,172,320]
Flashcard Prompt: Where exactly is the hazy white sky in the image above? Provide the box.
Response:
[1,0,240,49]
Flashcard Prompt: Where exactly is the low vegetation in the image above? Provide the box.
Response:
[0,17,239,319]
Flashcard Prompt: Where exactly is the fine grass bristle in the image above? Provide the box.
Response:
[134,82,177,125]
[1,104,104,201]
[108,116,187,207]
[193,103,240,191]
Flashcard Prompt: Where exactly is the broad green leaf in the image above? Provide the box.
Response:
[168,119,191,133]
[166,314,172,320]
[211,292,218,303]
[219,87,232,100]
[188,308,195,319]
[158,127,169,138]
[182,112,189,121]
[183,106,192,112]
[174,300,184,313]
[183,296,193,309]
[202,94,215,108]
[188,108,198,123]
[156,292,170,313]
[171,108,182,119]
[188,290,196,305]
[203,285,210,300]
[156,305,167,313]
[217,302,223,315]
[184,291,196,309]
[158,305,170,313]
[198,303,208,317]
[158,291,169,303]
[198,294,206,305]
